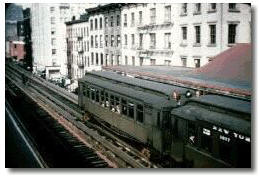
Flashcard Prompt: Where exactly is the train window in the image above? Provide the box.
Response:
[115,96,120,114]
[188,122,197,146]
[105,92,109,108]
[96,90,100,103]
[100,91,105,106]
[110,95,115,111]
[122,99,127,116]
[201,128,213,153]
[136,104,144,123]
[86,88,90,98]
[91,88,96,101]
[128,102,134,119]
[157,112,160,127]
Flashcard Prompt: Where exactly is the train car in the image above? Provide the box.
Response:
[78,72,193,154]
[170,95,251,167]
[78,71,251,167]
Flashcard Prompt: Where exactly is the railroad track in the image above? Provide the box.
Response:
[6,62,160,168]
[6,79,110,168]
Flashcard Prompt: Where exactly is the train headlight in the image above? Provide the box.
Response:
[185,90,192,98]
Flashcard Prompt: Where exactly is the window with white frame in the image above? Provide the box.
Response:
[195,26,201,44]
[124,14,127,27]
[228,24,237,44]
[165,5,171,23]
[105,17,108,27]
[131,12,135,27]
[164,33,171,49]
[95,35,98,48]
[209,24,216,44]
[182,3,187,14]
[150,33,156,49]
[111,35,114,47]
[131,34,135,47]
[124,34,128,46]
[150,8,156,24]
[182,26,187,41]
[181,57,187,67]
[110,16,114,27]
[105,35,108,47]
[117,35,121,47]
[100,35,103,48]
[139,11,143,25]
[139,33,143,49]
[195,3,201,14]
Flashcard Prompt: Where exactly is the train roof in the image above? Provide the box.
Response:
[79,75,177,109]
[189,95,251,115]
[86,71,190,96]
[171,104,251,136]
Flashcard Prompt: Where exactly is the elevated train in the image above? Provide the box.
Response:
[78,71,251,168]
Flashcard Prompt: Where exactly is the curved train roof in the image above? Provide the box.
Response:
[80,74,177,109]
[86,71,190,96]
[172,104,250,136]
[189,95,251,115]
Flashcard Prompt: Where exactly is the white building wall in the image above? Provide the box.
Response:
[121,3,251,68]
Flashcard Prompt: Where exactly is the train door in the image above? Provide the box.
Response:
[161,110,172,154]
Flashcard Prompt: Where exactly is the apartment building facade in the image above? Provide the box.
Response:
[31,3,94,80]
[120,3,251,68]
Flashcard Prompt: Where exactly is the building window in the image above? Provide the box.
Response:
[111,35,114,47]
[90,19,93,30]
[95,18,98,30]
[95,35,98,48]
[105,35,108,47]
[125,56,128,65]
[101,53,104,65]
[210,3,216,11]
[164,5,171,23]
[131,34,135,48]
[182,3,187,14]
[52,49,56,55]
[116,55,121,65]
[124,14,127,27]
[91,52,94,65]
[195,3,201,14]
[209,25,216,44]
[51,38,56,46]
[140,57,144,66]
[50,7,55,12]
[164,60,171,66]
[150,59,156,66]
[131,12,135,27]
[117,35,121,47]
[195,26,201,44]
[124,34,128,46]
[150,8,156,24]
[181,57,187,67]
[110,16,114,27]
[150,33,156,49]
[182,26,187,40]
[117,15,120,26]
[139,33,143,49]
[228,24,237,44]
[164,33,171,49]
[139,11,143,25]
[229,3,236,10]
[128,102,134,119]
[96,53,99,65]
[105,17,108,27]
[132,56,135,66]
[194,58,200,68]
[100,35,103,48]
[100,17,103,29]
[51,17,55,24]
[91,35,94,48]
